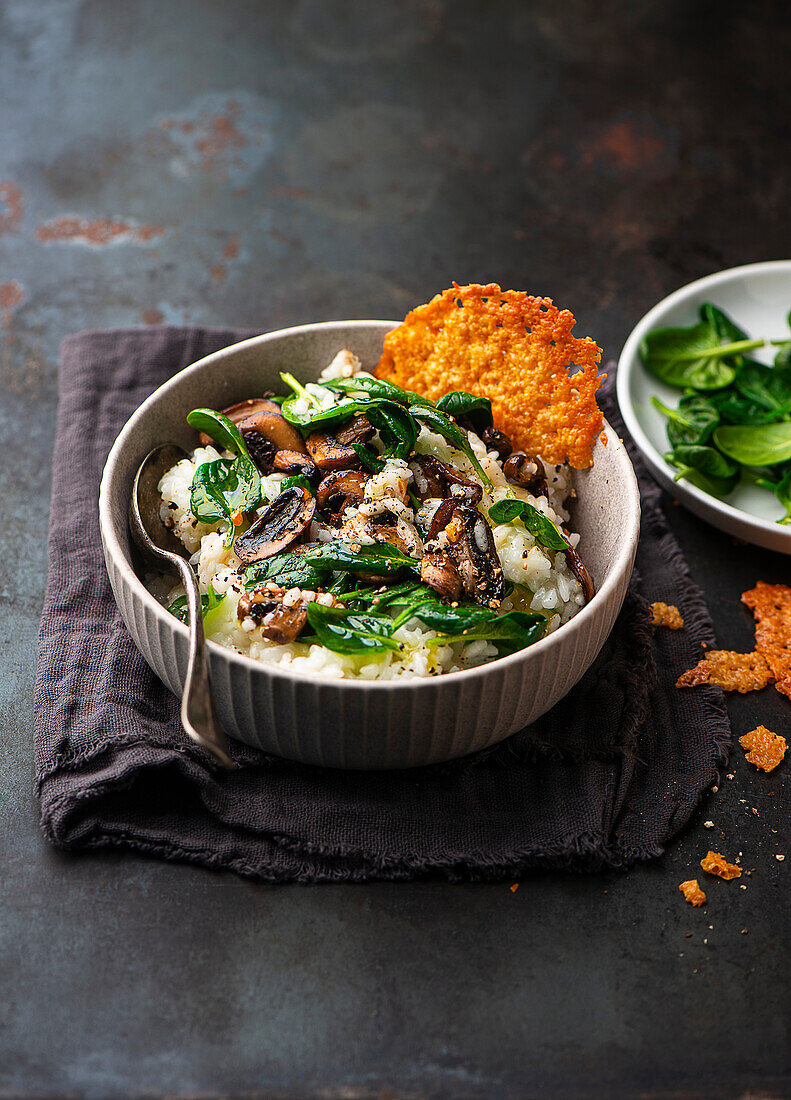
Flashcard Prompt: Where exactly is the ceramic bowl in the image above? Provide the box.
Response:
[617,259,791,553]
[99,321,640,769]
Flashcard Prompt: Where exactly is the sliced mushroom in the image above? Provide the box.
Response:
[236,410,308,474]
[503,453,548,498]
[237,587,307,644]
[428,502,506,607]
[334,415,375,447]
[197,397,279,445]
[421,552,461,602]
[409,455,483,505]
[271,450,320,479]
[481,426,513,459]
[564,543,595,604]
[234,486,316,563]
[316,469,369,526]
[307,430,362,470]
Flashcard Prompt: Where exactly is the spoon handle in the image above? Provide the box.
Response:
[172,556,234,769]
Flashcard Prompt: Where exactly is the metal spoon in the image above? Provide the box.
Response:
[130,444,234,769]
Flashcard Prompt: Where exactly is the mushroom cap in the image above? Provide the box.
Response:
[316,469,369,525]
[234,486,316,563]
[420,552,462,602]
[197,398,281,446]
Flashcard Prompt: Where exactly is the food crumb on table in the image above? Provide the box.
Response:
[651,601,684,629]
[700,851,742,880]
[679,879,706,906]
[739,725,787,772]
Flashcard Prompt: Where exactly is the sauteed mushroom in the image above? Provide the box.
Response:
[237,410,308,474]
[272,450,320,479]
[420,552,461,602]
[197,397,280,445]
[503,452,548,498]
[564,543,595,604]
[237,587,307,644]
[481,426,513,459]
[334,415,375,447]
[234,486,315,563]
[428,502,506,607]
[316,470,369,526]
[409,455,483,504]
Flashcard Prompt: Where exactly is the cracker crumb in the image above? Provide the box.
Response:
[651,601,684,629]
[700,851,741,880]
[679,879,706,907]
[739,725,787,772]
[510,883,519,893]
[704,820,714,829]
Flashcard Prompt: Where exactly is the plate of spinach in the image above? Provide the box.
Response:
[617,260,791,554]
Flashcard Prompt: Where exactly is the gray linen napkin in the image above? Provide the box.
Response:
[33,329,731,881]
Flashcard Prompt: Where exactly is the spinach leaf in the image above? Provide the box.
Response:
[756,465,791,525]
[280,475,315,494]
[365,401,417,460]
[304,540,421,577]
[424,608,547,655]
[242,551,329,592]
[665,445,739,497]
[411,404,492,488]
[351,443,386,473]
[639,303,764,391]
[774,340,791,370]
[186,408,251,457]
[167,584,223,625]
[651,394,720,447]
[305,604,400,654]
[325,374,432,407]
[713,422,791,467]
[189,454,262,547]
[708,388,782,426]
[435,391,494,432]
[733,357,791,415]
[488,498,568,552]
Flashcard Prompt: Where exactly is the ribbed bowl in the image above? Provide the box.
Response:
[99,321,640,769]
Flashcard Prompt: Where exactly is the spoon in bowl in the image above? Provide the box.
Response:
[130,444,234,769]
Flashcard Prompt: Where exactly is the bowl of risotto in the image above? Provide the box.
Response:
[99,317,640,768]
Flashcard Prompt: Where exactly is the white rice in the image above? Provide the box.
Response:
[148,353,585,679]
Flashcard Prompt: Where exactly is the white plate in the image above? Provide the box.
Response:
[617,260,791,554]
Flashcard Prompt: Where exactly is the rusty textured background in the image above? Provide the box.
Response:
[1,1,790,1096]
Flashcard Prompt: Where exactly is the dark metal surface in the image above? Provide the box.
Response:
[2,2,790,1096]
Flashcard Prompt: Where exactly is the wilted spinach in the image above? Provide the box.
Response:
[304,540,421,577]
[410,403,493,488]
[185,408,263,547]
[435,391,494,432]
[167,584,224,626]
[305,604,401,654]
[488,498,568,552]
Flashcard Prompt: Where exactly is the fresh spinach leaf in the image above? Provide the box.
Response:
[189,454,262,547]
[305,604,400,654]
[713,421,791,467]
[435,391,494,432]
[756,465,791,525]
[665,444,739,496]
[304,540,421,577]
[488,498,568,552]
[167,584,223,625]
[411,404,492,488]
[652,394,720,447]
[186,408,251,457]
[325,374,432,407]
[424,608,547,655]
[640,303,764,391]
[242,551,329,592]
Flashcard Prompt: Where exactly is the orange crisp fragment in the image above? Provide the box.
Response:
[375,283,604,468]
[739,725,787,772]
[651,602,684,629]
[679,879,706,907]
[741,582,791,700]
[700,851,741,880]
[676,650,773,693]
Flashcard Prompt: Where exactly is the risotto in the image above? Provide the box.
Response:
[148,350,592,680]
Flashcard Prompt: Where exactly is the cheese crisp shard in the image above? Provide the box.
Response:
[375,283,605,468]
[679,879,706,907]
[700,851,741,880]
[651,601,684,629]
[739,725,787,772]
[741,582,791,700]
[676,650,773,693]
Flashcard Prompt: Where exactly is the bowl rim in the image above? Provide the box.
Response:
[616,258,791,544]
[99,319,641,691]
